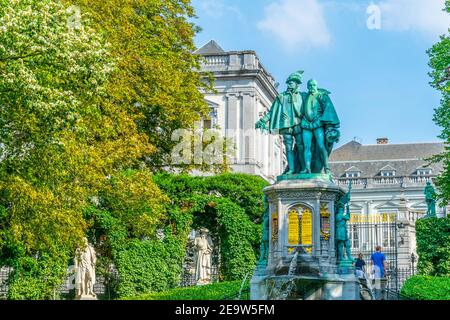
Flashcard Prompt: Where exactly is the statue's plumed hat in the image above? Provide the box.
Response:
[286,70,304,84]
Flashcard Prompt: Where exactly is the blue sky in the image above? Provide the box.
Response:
[191,0,450,147]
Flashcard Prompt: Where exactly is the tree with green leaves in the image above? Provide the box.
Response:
[61,0,215,171]
[428,1,450,204]
[0,0,163,299]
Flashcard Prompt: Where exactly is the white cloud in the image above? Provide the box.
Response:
[196,0,243,20]
[379,0,450,37]
[257,0,331,52]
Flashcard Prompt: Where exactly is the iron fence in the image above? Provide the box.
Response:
[349,216,399,292]
[0,267,11,299]
[179,265,220,287]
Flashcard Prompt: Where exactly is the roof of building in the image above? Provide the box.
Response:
[194,40,225,55]
[329,141,445,177]
[330,141,445,162]
[379,165,397,172]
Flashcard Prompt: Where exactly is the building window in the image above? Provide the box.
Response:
[382,228,389,248]
[417,169,432,176]
[346,171,361,178]
[381,170,395,177]
[203,119,212,129]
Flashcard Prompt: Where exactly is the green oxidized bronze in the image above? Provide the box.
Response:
[424,182,437,218]
[335,182,353,264]
[300,79,340,174]
[256,71,304,175]
[255,72,340,177]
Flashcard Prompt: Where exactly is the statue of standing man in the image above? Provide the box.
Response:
[256,71,305,174]
[75,237,97,300]
[194,228,213,285]
[300,79,340,174]
[424,182,437,218]
[336,183,353,264]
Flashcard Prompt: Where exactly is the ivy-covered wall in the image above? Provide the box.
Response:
[153,173,268,282]
[86,173,267,298]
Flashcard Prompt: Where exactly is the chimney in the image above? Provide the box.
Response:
[377,137,389,145]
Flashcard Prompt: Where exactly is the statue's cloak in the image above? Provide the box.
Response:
[266,90,303,133]
[319,90,340,128]
[300,89,340,173]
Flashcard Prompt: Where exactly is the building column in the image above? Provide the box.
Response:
[241,92,256,164]
[329,200,336,262]
[314,197,321,257]
[226,93,239,163]
[278,198,284,257]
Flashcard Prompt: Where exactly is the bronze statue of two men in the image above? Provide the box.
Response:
[256,71,340,175]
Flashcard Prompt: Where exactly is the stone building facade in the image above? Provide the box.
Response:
[330,139,446,269]
[196,40,284,182]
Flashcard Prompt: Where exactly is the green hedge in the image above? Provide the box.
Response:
[153,173,267,282]
[125,281,249,300]
[113,236,186,297]
[401,276,450,300]
[415,217,450,276]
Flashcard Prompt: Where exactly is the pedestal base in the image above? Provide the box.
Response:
[250,177,359,300]
[76,295,98,300]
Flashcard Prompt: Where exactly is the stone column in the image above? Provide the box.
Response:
[226,93,239,163]
[329,200,336,263]
[241,92,256,164]
[278,198,284,257]
[268,200,275,262]
[314,197,321,257]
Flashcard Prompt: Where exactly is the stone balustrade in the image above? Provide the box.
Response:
[335,175,435,189]
[200,51,276,86]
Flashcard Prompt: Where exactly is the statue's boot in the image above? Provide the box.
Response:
[300,166,311,174]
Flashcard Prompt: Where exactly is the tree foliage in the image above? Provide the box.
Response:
[428,1,450,204]
[415,217,450,276]
[61,0,213,170]
[0,0,157,299]
[0,0,256,300]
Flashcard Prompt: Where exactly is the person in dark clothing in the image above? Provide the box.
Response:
[355,253,366,270]
[355,253,366,278]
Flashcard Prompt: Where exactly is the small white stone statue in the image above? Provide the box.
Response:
[194,228,213,285]
[74,237,97,300]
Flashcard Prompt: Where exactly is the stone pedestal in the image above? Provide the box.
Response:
[76,295,98,300]
[250,175,360,300]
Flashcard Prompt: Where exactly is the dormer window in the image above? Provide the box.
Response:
[346,172,361,178]
[417,168,432,176]
[381,171,395,177]
[344,166,361,178]
[379,165,396,177]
